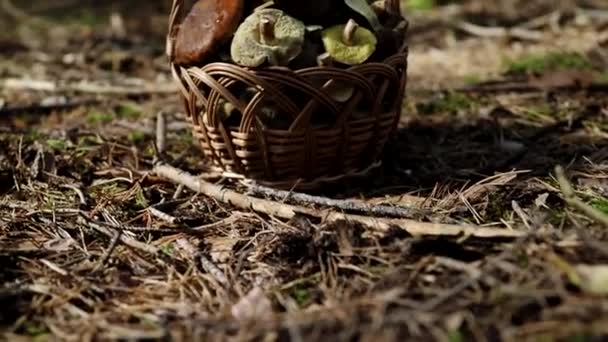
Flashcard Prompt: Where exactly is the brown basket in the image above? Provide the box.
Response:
[166,0,409,191]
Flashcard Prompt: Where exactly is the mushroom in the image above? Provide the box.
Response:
[325,81,355,103]
[370,0,403,19]
[368,0,408,61]
[230,8,306,68]
[344,0,382,32]
[173,0,244,66]
[321,19,377,66]
[370,0,408,31]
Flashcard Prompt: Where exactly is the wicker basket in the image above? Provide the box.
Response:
[166,0,409,190]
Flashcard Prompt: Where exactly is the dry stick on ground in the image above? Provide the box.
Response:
[153,163,525,239]
[555,165,608,227]
[0,99,99,116]
[454,21,544,41]
[244,181,428,219]
[92,230,122,273]
[77,214,162,256]
[454,82,608,94]
[1,78,178,96]
[175,238,229,286]
[156,111,167,155]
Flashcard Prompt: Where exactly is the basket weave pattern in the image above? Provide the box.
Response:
[167,0,408,190]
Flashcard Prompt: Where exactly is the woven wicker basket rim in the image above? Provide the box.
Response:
[166,0,409,190]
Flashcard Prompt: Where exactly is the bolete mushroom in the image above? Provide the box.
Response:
[321,19,377,66]
[344,0,382,32]
[173,0,244,66]
[230,8,306,67]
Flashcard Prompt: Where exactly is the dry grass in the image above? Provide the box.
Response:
[1,0,608,341]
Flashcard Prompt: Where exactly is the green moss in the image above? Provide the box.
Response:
[291,286,312,305]
[566,333,593,342]
[463,74,482,85]
[505,52,593,75]
[46,138,68,151]
[516,253,529,269]
[417,92,475,114]
[590,197,608,215]
[74,137,102,158]
[448,330,464,342]
[535,335,555,342]
[161,243,175,256]
[404,0,436,11]
[520,104,554,121]
[597,72,608,83]
[87,111,114,125]
[89,182,129,200]
[128,130,146,144]
[134,186,149,208]
[22,321,49,339]
[28,130,43,141]
[116,103,142,119]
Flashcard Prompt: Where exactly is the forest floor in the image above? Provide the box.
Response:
[1,0,608,341]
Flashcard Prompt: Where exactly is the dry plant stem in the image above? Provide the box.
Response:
[455,82,608,94]
[0,99,99,116]
[1,78,177,96]
[454,21,543,41]
[153,163,525,239]
[92,230,122,273]
[245,181,426,218]
[555,165,608,227]
[175,238,229,286]
[148,206,177,224]
[156,111,166,154]
[77,215,161,256]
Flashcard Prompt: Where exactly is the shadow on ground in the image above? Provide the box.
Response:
[321,97,608,201]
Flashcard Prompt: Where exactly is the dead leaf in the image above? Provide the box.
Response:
[534,193,550,209]
[529,69,596,90]
[231,287,273,321]
[574,264,608,295]
[207,236,239,264]
[43,238,74,252]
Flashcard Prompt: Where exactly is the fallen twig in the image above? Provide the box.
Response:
[244,181,429,219]
[555,165,608,227]
[454,21,544,41]
[175,238,229,286]
[153,163,525,239]
[148,206,177,225]
[0,99,99,116]
[77,214,162,256]
[455,82,608,94]
[1,78,178,96]
[156,111,167,155]
[92,230,122,273]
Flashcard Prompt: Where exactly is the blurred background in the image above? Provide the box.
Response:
[1,0,606,88]
[3,0,605,50]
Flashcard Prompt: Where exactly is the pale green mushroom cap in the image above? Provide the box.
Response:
[321,23,377,66]
[230,8,306,67]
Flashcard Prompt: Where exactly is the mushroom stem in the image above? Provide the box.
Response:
[342,19,359,46]
[259,15,276,45]
[316,52,333,66]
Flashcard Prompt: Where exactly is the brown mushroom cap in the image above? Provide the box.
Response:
[173,0,244,66]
